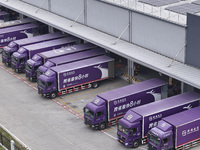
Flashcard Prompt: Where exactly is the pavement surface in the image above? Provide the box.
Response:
[0,54,200,150]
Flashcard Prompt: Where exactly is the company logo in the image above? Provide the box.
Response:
[149,114,162,121]
[182,126,199,137]
[63,71,75,77]
[94,99,100,104]
[161,123,166,128]
[183,104,192,110]
[126,114,133,121]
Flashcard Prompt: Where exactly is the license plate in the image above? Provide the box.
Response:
[120,140,123,143]
[87,124,89,127]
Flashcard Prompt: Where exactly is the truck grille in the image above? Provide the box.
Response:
[148,144,157,150]
[2,58,5,63]
[118,133,126,142]
[26,72,30,78]
[84,117,91,125]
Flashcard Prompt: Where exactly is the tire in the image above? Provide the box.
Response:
[92,82,99,88]
[99,122,106,130]
[133,139,140,148]
[50,92,57,99]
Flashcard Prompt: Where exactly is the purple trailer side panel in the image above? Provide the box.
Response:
[39,43,96,60]
[58,62,108,90]
[23,36,78,59]
[50,55,113,90]
[12,32,67,47]
[48,48,106,66]
[163,107,200,148]
[0,23,38,47]
[0,18,34,29]
[108,86,161,121]
[130,92,200,137]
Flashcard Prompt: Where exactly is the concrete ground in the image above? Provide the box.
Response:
[0,54,200,150]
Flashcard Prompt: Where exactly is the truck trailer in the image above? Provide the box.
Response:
[37,43,98,77]
[84,78,168,130]
[26,43,97,80]
[117,92,200,148]
[0,18,34,29]
[2,32,67,66]
[148,106,200,150]
[37,55,114,99]
[37,47,106,78]
[11,36,80,73]
[0,23,38,48]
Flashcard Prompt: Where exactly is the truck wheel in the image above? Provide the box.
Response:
[99,122,106,130]
[92,82,99,88]
[50,92,57,99]
[133,139,139,148]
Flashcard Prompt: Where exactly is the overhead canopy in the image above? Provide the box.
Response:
[0,0,200,89]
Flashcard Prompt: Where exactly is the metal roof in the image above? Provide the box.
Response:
[1,0,200,89]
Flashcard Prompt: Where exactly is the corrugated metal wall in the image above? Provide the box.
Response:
[186,13,200,68]
[20,0,186,62]
[51,0,84,24]
[21,0,49,10]
[87,0,129,41]
[132,12,186,62]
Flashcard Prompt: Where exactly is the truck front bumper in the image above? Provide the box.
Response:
[38,88,50,98]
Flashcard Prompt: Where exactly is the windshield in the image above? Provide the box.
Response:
[25,63,32,72]
[84,108,94,118]
[2,50,8,57]
[148,132,161,146]
[11,56,18,63]
[38,79,45,88]
[37,69,43,77]
[118,123,129,135]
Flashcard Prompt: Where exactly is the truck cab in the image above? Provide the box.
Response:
[2,42,18,66]
[37,69,57,99]
[25,54,43,81]
[84,97,107,130]
[37,61,55,77]
[117,110,142,148]
[148,120,173,150]
[11,47,27,72]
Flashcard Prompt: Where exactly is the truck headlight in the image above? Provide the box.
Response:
[125,143,128,146]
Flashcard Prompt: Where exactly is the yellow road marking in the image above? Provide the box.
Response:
[56,98,84,115]
[105,126,117,131]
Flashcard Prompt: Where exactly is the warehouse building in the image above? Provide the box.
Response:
[1,0,200,93]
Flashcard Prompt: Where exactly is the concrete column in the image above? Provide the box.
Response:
[84,0,87,26]
[19,14,24,19]
[127,59,134,83]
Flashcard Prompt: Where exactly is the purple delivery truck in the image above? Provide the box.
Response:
[26,43,97,81]
[84,78,168,130]
[117,92,200,148]
[11,36,80,73]
[2,32,67,66]
[37,43,98,77]
[24,36,82,81]
[148,106,200,150]
[37,55,114,99]
[37,47,106,78]
[27,47,105,82]
[0,23,38,48]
